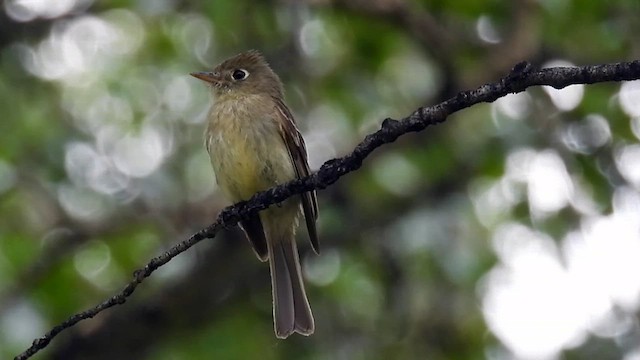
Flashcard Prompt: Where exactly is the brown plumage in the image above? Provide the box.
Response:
[191,50,319,338]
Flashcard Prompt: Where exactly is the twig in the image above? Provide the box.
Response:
[15,60,640,360]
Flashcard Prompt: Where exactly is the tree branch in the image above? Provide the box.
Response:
[15,60,640,360]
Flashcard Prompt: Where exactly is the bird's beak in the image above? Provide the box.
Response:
[190,71,220,83]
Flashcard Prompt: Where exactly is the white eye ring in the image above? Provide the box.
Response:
[232,69,249,80]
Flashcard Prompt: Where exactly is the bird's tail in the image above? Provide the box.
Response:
[268,236,314,339]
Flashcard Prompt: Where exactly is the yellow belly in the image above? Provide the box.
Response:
[205,98,295,202]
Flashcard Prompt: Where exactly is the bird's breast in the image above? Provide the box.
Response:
[205,95,295,201]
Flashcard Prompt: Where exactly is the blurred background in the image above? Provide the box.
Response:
[1,0,640,359]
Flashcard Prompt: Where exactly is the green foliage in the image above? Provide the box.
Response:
[1,1,639,359]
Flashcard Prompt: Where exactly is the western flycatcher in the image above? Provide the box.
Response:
[191,50,319,339]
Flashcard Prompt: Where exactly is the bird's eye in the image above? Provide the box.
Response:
[232,69,249,80]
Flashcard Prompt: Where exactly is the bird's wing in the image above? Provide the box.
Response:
[239,215,269,262]
[273,97,320,254]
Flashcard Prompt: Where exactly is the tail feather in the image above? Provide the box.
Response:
[269,239,314,338]
[283,239,314,334]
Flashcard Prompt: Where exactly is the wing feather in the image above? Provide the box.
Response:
[273,97,320,254]
[239,215,269,262]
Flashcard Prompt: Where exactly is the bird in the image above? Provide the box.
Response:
[191,50,319,338]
